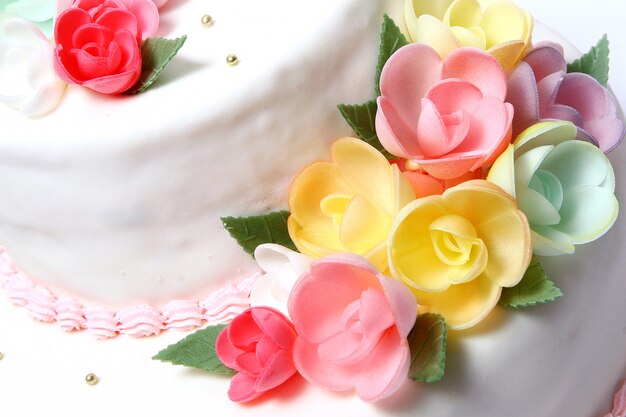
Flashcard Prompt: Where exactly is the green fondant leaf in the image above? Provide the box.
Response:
[221,211,297,257]
[407,313,447,383]
[127,35,188,95]
[499,256,563,308]
[152,324,234,375]
[376,15,409,96]
[567,34,609,86]
[337,101,393,159]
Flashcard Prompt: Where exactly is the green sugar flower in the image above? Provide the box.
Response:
[488,121,618,255]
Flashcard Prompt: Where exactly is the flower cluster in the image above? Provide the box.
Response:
[155,0,623,406]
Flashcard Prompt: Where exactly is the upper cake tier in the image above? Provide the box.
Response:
[0,0,401,307]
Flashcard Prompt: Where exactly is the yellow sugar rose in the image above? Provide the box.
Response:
[288,138,415,272]
[388,180,531,329]
[404,0,533,72]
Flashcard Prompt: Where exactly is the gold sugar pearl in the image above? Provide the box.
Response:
[226,54,239,67]
[0,352,4,361]
[85,373,99,386]
[201,14,214,27]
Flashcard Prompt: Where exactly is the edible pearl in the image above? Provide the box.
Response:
[0,352,4,361]
[85,373,99,386]
[201,15,213,27]
[226,54,239,66]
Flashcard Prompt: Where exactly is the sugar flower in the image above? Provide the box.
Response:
[388,180,531,329]
[487,121,618,256]
[376,43,513,180]
[507,42,625,153]
[288,138,415,272]
[0,0,56,36]
[288,254,417,402]
[0,15,66,116]
[249,244,313,317]
[53,0,158,94]
[404,0,533,72]
[216,307,298,403]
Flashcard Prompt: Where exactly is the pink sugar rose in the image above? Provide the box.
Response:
[53,0,159,94]
[288,254,417,402]
[376,44,514,180]
[507,42,625,153]
[216,307,298,403]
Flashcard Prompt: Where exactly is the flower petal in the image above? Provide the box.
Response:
[407,14,459,57]
[553,186,619,244]
[251,308,296,351]
[539,140,614,190]
[531,227,575,256]
[254,349,297,392]
[513,120,577,156]
[486,144,516,197]
[506,61,540,137]
[379,43,443,130]
[216,325,245,369]
[293,337,358,392]
[444,0,482,28]
[288,255,381,343]
[414,273,502,330]
[228,373,262,403]
[377,96,420,159]
[354,331,410,402]
[480,0,528,48]
[442,47,507,101]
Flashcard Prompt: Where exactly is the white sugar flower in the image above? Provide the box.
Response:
[249,244,313,317]
[0,15,66,117]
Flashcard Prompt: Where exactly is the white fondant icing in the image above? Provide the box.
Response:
[0,0,403,307]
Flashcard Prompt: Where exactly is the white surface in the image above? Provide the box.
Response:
[0,0,400,307]
[1,1,626,417]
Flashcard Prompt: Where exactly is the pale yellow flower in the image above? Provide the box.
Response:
[288,138,415,272]
[404,0,533,72]
[388,180,531,329]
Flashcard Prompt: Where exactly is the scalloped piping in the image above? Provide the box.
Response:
[0,244,255,339]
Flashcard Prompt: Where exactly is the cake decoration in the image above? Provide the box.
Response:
[0,244,254,338]
[154,1,624,405]
[200,14,213,27]
[0,15,66,116]
[507,40,624,152]
[85,373,99,386]
[226,53,239,66]
[0,0,187,115]
[403,0,533,73]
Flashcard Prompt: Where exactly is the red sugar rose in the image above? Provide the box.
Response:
[53,0,158,94]
[216,307,298,403]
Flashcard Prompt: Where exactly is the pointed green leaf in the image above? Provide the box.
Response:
[337,100,393,159]
[499,256,563,308]
[126,35,188,95]
[567,34,609,86]
[152,324,234,375]
[376,15,409,96]
[407,313,447,383]
[221,210,297,257]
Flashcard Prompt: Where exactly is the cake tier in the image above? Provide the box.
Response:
[0,0,400,307]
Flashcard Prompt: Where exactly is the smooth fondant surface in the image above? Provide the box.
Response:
[1,1,625,417]
[0,0,401,307]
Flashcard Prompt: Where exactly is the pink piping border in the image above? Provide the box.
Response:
[2,245,626,415]
[0,244,254,339]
